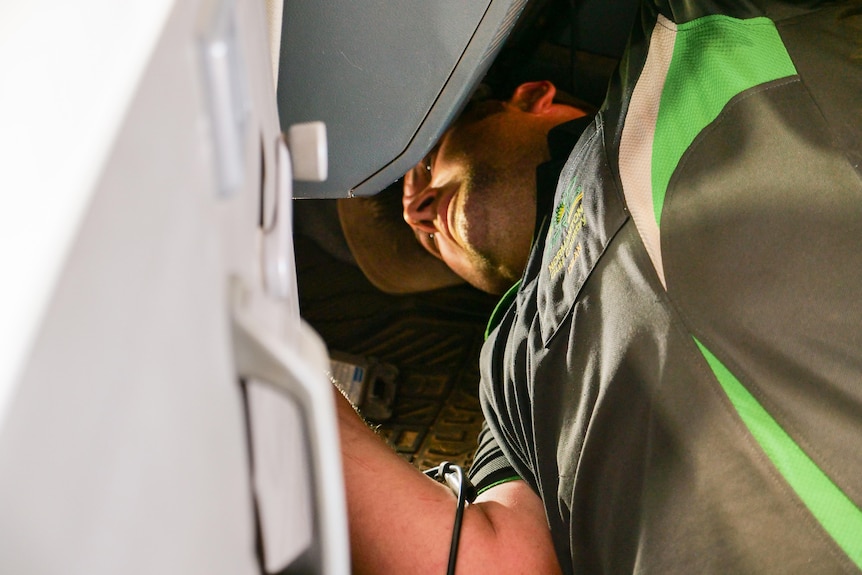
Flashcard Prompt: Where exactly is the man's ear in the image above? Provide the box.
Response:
[509,81,556,114]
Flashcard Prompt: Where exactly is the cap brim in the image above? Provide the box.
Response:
[337,195,465,294]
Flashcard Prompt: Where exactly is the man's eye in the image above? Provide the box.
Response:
[423,155,433,173]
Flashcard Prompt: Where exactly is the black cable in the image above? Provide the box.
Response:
[424,461,477,575]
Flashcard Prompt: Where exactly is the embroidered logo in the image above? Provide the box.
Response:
[546,180,585,278]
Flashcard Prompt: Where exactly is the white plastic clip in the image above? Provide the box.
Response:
[287,121,328,182]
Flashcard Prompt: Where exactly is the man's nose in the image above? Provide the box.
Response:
[403,183,439,233]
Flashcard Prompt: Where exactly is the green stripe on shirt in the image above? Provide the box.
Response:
[696,339,862,568]
[652,15,797,226]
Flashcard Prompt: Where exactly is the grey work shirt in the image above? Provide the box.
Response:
[474,0,862,572]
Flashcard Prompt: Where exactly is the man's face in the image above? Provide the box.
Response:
[402,103,550,294]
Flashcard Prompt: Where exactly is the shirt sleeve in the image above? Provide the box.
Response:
[468,421,522,496]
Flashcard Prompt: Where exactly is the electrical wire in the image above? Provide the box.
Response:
[424,461,477,575]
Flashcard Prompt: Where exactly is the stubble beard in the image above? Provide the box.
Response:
[455,159,536,294]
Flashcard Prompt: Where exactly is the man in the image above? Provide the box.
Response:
[334,79,576,575]
[335,0,862,572]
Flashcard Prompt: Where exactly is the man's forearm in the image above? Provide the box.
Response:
[333,388,562,575]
